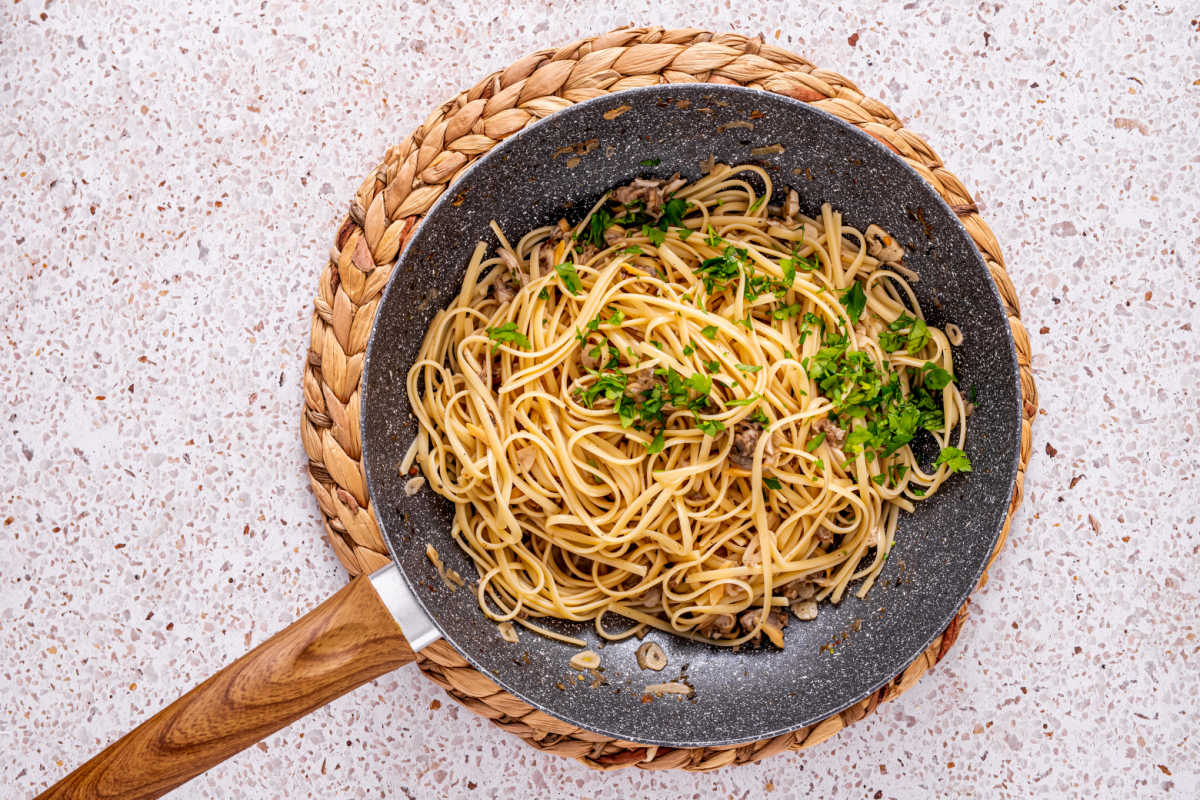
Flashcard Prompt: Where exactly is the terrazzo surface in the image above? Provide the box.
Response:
[1,2,1197,798]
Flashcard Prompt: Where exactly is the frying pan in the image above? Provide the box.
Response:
[39,85,1021,798]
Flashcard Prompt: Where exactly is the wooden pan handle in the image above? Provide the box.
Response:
[37,573,414,800]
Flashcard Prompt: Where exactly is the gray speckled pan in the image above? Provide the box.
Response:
[362,84,1021,748]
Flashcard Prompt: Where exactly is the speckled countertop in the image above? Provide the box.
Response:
[2,2,1197,798]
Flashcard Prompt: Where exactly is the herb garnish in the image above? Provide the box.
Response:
[839,282,867,323]
[555,262,583,295]
[486,322,530,352]
[934,446,972,473]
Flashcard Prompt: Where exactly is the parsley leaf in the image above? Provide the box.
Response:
[806,432,826,452]
[578,208,614,248]
[662,197,690,227]
[748,195,765,212]
[922,362,954,391]
[615,393,637,428]
[685,372,712,395]
[696,419,725,437]
[577,370,627,407]
[906,317,931,352]
[843,426,875,454]
[701,325,719,339]
[704,359,721,373]
[780,257,796,287]
[839,282,867,323]
[645,429,666,453]
[934,446,972,473]
[606,309,626,326]
[537,287,550,301]
[705,225,723,247]
[682,343,695,356]
[736,363,762,373]
[639,157,661,166]
[773,303,804,320]
[486,322,530,352]
[878,329,905,352]
[678,228,694,241]
[623,245,643,255]
[762,477,783,490]
[696,249,743,294]
[726,394,761,407]
[642,224,666,246]
[555,262,583,295]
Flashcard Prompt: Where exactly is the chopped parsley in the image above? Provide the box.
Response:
[645,429,666,453]
[696,248,743,293]
[877,313,931,354]
[704,359,721,373]
[748,195,766,212]
[605,309,626,326]
[934,446,972,473]
[537,287,550,301]
[921,362,954,391]
[726,394,761,407]
[806,432,826,452]
[662,197,690,228]
[623,245,643,255]
[585,340,620,370]
[555,262,583,295]
[780,257,796,288]
[642,224,667,246]
[685,372,712,395]
[486,322,530,352]
[578,370,627,407]
[682,343,695,356]
[678,228,694,241]
[839,282,867,324]
[639,157,661,166]
[762,477,783,490]
[696,419,725,437]
[700,325,719,339]
[736,363,762,373]
[907,317,931,352]
[577,208,614,248]
[804,327,953,460]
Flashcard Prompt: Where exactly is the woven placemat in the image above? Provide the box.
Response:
[301,26,1037,771]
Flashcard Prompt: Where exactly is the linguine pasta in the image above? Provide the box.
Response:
[404,164,971,648]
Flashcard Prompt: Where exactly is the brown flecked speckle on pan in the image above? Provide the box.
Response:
[360,84,1022,748]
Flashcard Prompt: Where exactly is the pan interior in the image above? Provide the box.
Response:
[361,84,1021,747]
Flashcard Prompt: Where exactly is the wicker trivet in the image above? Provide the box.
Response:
[301,26,1037,771]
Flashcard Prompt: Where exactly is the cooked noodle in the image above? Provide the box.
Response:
[406,164,971,648]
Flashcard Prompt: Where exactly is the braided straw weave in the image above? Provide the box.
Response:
[301,26,1037,770]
